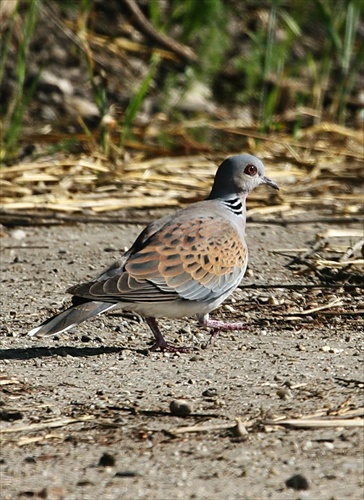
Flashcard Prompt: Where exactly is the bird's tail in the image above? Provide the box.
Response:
[27,300,117,337]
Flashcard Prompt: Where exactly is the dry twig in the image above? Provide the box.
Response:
[123,0,198,63]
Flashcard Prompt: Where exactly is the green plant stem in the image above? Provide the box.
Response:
[259,1,278,130]
[120,53,161,146]
[2,0,40,157]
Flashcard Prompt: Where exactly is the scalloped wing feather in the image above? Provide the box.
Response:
[69,211,247,304]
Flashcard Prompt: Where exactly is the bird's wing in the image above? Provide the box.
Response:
[91,211,174,282]
[68,212,247,303]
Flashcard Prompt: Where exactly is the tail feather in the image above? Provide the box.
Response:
[27,301,117,337]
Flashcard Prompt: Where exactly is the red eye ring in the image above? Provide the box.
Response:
[244,164,257,176]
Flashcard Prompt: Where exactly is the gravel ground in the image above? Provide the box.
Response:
[0,216,363,500]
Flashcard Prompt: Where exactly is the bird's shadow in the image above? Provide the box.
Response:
[0,345,149,360]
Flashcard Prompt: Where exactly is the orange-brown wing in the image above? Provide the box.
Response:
[69,214,247,303]
[125,215,247,301]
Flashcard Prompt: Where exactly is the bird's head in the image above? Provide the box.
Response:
[208,154,279,199]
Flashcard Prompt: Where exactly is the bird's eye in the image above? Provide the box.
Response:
[244,164,257,176]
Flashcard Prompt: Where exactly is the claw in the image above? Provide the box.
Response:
[146,317,197,353]
[149,340,196,353]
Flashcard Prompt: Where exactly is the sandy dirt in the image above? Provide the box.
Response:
[0,215,363,500]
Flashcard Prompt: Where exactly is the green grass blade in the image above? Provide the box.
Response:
[121,53,161,144]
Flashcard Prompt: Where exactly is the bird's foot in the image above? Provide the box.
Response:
[146,317,196,353]
[201,318,249,331]
[149,339,196,353]
[200,317,249,349]
[203,328,220,349]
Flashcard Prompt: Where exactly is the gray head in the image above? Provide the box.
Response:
[208,154,279,199]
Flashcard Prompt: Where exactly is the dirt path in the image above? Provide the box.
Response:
[0,218,363,500]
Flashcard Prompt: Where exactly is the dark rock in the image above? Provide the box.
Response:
[285,473,310,490]
[202,388,218,397]
[98,452,116,467]
[169,399,193,417]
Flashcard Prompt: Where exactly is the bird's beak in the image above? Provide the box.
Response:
[263,176,279,190]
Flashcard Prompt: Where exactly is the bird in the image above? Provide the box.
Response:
[27,154,279,352]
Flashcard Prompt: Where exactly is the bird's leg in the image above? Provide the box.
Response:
[146,317,196,353]
[198,315,249,347]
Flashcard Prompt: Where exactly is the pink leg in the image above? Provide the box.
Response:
[146,317,196,353]
[198,316,248,347]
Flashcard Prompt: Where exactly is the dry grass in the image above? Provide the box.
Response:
[1,123,363,215]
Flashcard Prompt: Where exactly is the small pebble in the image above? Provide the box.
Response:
[202,388,218,397]
[285,473,310,490]
[302,440,313,451]
[98,452,116,467]
[10,229,26,240]
[268,467,280,477]
[323,441,335,450]
[246,269,254,278]
[320,345,343,353]
[276,388,293,400]
[179,327,192,338]
[169,399,193,417]
[268,295,279,305]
